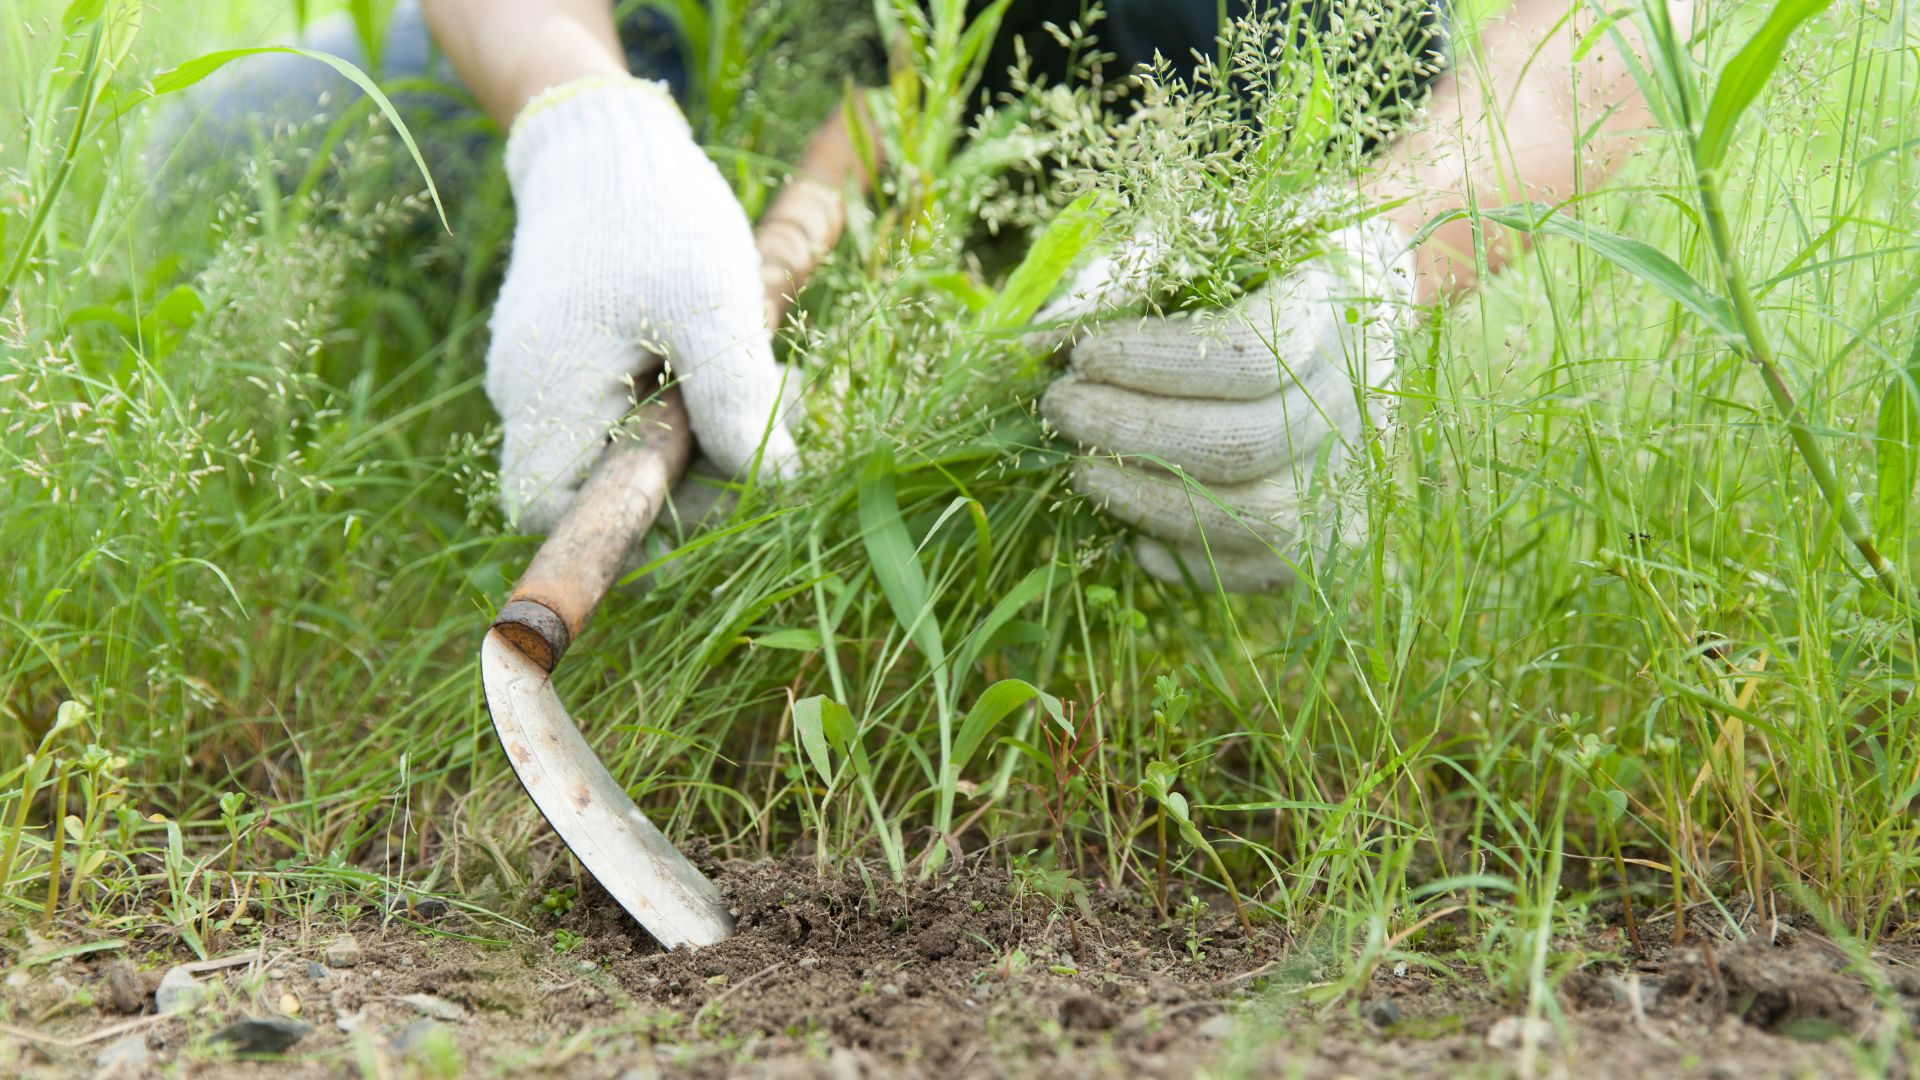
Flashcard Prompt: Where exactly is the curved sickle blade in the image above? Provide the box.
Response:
[481,629,734,948]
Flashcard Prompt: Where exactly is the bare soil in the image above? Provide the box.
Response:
[3,855,1915,1077]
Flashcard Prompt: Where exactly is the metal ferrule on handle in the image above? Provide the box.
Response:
[491,389,694,673]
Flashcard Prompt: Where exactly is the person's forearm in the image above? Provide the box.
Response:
[1369,0,1688,302]
[421,0,629,127]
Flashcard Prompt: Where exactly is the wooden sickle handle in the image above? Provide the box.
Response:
[757,108,870,328]
[491,109,865,673]
[491,388,693,672]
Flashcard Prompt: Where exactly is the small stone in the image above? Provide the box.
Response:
[397,993,465,1022]
[390,1018,446,1057]
[388,896,450,921]
[1486,1015,1555,1050]
[878,983,901,998]
[103,961,144,1015]
[395,955,413,969]
[154,967,205,1014]
[1604,975,1659,1011]
[576,961,597,974]
[797,956,820,969]
[211,1016,311,1055]
[94,1033,150,1074]
[826,1046,863,1080]
[335,1010,368,1034]
[1059,994,1117,1030]
[323,936,362,969]
[266,967,285,980]
[1194,1013,1237,1041]
[1360,998,1401,1028]
[1392,961,1408,978]
[3,970,30,991]
[306,962,328,982]
[277,991,301,1015]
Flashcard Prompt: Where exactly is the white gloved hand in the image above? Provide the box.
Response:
[487,77,796,533]
[1038,219,1415,591]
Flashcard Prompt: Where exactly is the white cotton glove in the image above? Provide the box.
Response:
[1038,218,1415,591]
[487,78,796,533]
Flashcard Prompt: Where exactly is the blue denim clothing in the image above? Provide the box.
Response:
[161,1,687,170]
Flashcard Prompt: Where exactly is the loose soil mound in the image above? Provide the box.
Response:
[562,855,1269,1075]
[2,855,1914,1077]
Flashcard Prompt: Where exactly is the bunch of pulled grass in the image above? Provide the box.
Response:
[970,0,1446,315]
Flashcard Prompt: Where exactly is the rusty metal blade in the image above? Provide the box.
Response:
[481,629,733,948]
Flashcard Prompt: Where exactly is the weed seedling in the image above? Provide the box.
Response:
[538,885,577,918]
[1177,894,1213,964]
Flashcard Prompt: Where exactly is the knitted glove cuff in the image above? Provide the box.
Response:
[505,76,687,192]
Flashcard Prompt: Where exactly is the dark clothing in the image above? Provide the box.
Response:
[980,0,1449,121]
[980,0,1244,99]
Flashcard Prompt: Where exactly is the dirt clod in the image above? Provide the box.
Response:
[1662,939,1866,1034]
[1059,993,1118,1030]
[1360,997,1401,1028]
[1721,943,1864,1033]
[102,961,143,1015]
[915,924,960,959]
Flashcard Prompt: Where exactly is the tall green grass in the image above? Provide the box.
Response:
[1,1,1915,1043]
